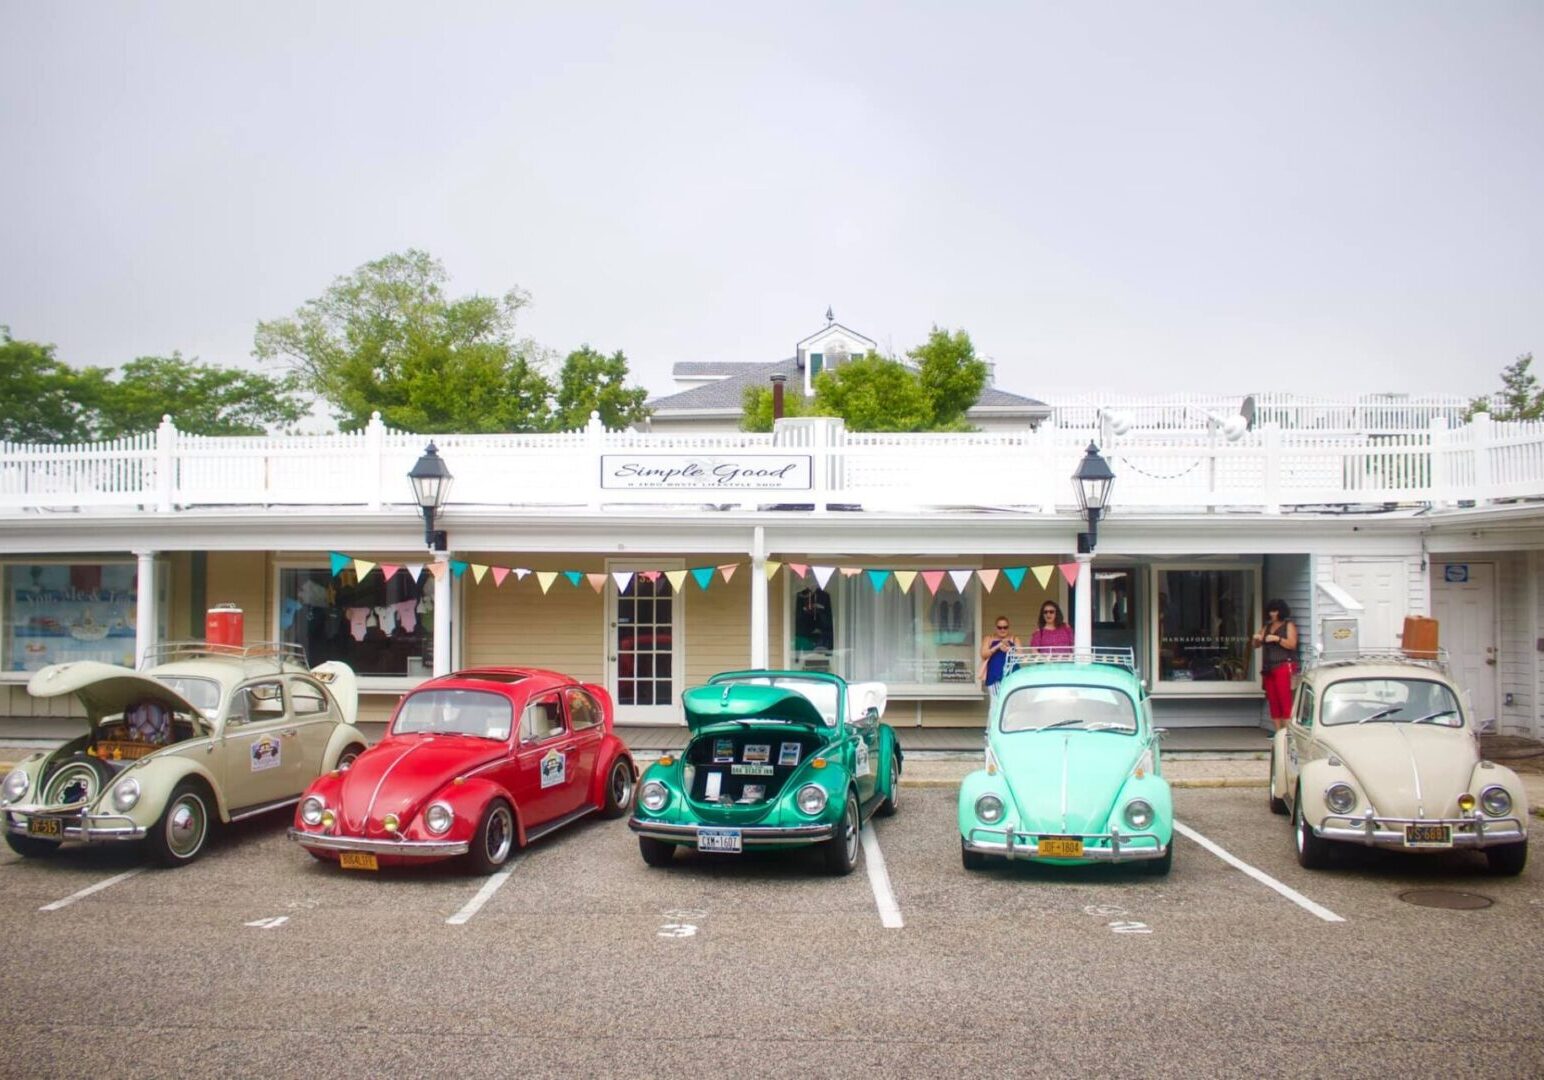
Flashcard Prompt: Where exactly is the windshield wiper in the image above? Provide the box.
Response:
[1037,718,1086,731]
[1410,710,1458,725]
[1356,707,1402,725]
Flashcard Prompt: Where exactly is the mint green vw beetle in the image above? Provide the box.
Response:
[959,649,1172,873]
[629,670,901,875]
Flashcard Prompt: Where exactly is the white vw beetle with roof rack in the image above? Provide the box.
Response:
[1269,649,1529,874]
[0,642,365,866]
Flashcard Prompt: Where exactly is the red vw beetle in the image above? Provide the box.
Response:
[288,668,636,873]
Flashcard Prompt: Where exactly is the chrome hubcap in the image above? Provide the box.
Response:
[612,765,634,809]
[486,807,513,863]
[168,796,205,857]
[844,801,858,863]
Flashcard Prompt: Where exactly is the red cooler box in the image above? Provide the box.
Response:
[206,604,244,646]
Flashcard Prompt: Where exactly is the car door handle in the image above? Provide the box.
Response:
[279,729,297,738]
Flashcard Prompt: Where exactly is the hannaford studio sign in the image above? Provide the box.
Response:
[601,454,812,490]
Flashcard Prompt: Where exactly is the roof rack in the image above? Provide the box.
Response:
[1307,647,1449,673]
[1006,646,1136,674]
[139,640,309,671]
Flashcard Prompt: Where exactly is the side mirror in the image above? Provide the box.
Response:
[1154,727,1169,740]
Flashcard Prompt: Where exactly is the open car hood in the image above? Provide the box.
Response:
[682,683,830,733]
[26,661,208,724]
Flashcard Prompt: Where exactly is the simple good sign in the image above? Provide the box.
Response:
[601,455,812,490]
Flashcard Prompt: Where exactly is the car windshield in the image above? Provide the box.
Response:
[393,689,513,740]
[156,676,220,716]
[1000,684,1138,734]
[1320,678,1463,727]
[711,676,839,726]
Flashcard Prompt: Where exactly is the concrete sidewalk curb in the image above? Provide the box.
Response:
[898,776,1270,791]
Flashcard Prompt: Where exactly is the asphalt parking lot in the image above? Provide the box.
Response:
[2,786,1541,1079]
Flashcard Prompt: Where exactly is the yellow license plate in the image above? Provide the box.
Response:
[27,817,63,838]
[1038,836,1084,858]
[339,851,379,871]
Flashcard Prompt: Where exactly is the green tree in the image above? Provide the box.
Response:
[1466,353,1542,421]
[553,346,651,431]
[0,328,100,442]
[96,354,308,437]
[740,380,814,432]
[813,354,933,432]
[254,250,555,432]
[910,326,988,430]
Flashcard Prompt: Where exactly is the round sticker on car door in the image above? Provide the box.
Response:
[540,748,566,788]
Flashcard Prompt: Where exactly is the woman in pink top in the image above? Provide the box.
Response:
[1030,601,1075,653]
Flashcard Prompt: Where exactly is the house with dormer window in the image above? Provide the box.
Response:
[644,311,1054,432]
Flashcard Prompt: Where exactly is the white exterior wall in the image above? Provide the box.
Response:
[1496,550,1537,738]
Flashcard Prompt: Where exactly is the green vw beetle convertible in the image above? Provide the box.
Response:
[959,649,1172,873]
[629,670,901,875]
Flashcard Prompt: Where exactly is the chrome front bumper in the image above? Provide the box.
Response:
[1316,809,1526,849]
[286,828,470,857]
[4,807,146,842]
[964,825,1167,862]
[628,818,834,846]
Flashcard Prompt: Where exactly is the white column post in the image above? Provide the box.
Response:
[1262,423,1282,514]
[433,554,453,677]
[155,415,176,512]
[750,526,768,667]
[133,548,157,668]
[1428,416,1451,508]
[1074,551,1094,655]
[365,411,385,511]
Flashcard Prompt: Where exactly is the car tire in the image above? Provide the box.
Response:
[1143,841,1174,876]
[961,837,988,871]
[41,753,113,807]
[4,832,62,859]
[599,758,635,819]
[638,836,676,867]
[147,781,213,867]
[820,791,860,876]
[466,799,516,874]
[1293,785,1331,870]
[1485,841,1528,876]
[1267,747,1288,816]
[335,743,365,771]
[875,753,900,817]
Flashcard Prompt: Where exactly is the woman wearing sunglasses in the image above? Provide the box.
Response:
[1030,601,1075,654]
[979,617,1021,700]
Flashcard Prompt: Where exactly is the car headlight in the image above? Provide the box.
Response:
[640,781,668,812]
[299,796,326,826]
[975,793,1005,824]
[1480,786,1511,817]
[111,777,140,813]
[2,768,28,803]
[1123,799,1154,830]
[797,784,827,815]
[1324,783,1357,815]
[424,802,454,835]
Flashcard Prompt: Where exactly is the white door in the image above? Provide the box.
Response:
[1332,559,1408,649]
[605,561,682,725]
[1431,562,1498,727]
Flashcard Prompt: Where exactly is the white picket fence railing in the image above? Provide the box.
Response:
[2,411,1541,515]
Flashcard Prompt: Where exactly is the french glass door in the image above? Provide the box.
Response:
[606,561,681,724]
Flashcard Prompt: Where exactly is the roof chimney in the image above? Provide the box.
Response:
[770,373,787,420]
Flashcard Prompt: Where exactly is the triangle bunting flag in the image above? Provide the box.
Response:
[866,569,891,593]
[1059,562,1080,586]
[1002,567,1027,591]
[921,570,945,595]
[470,564,488,584]
[1031,564,1054,589]
[893,570,917,593]
[536,571,557,594]
[491,566,510,587]
[404,563,424,582]
[978,568,999,592]
[611,571,635,594]
[563,571,583,587]
[690,566,716,590]
[586,573,607,593]
[353,559,376,580]
[329,552,352,577]
[718,564,738,583]
[665,569,689,592]
[949,569,974,593]
[764,560,782,581]
[812,566,835,589]
[378,563,400,580]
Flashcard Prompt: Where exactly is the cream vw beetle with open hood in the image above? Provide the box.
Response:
[1,642,364,866]
[1269,655,1528,874]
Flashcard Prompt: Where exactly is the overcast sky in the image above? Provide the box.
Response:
[2,1,1540,409]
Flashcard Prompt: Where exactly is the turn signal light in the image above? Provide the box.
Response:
[1458,793,1477,812]
[382,813,400,833]
[320,809,335,828]
[812,757,827,769]
[659,756,675,767]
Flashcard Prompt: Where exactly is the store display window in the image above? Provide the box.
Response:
[1153,565,1258,688]
[280,566,433,677]
[789,573,979,689]
[3,562,164,672]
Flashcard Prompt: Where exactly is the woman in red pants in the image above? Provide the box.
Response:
[1252,599,1299,730]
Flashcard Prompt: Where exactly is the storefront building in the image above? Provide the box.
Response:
[4,409,1543,739]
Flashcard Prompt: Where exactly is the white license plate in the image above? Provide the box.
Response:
[697,827,743,853]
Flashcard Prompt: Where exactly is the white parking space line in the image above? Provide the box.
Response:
[1173,821,1345,924]
[38,868,145,912]
[446,868,514,925]
[861,826,903,929]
